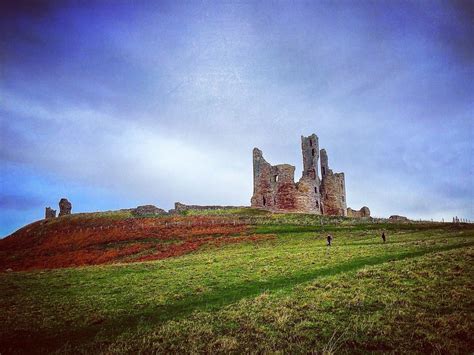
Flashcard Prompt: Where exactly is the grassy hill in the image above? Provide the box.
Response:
[1,210,473,353]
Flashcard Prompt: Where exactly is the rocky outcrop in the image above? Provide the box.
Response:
[347,206,370,218]
[58,198,72,217]
[45,207,56,219]
[132,205,167,216]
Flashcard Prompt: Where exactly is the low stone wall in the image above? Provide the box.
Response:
[173,202,245,213]
[389,215,409,221]
[132,205,167,216]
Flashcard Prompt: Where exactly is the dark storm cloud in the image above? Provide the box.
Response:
[441,0,474,64]
[0,0,55,19]
[1,0,473,236]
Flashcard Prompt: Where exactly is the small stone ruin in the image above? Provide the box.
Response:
[58,198,72,217]
[45,207,56,219]
[347,206,370,218]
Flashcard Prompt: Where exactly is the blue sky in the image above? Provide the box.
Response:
[1,0,473,236]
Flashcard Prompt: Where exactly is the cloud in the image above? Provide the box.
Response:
[0,0,473,236]
[0,90,252,208]
[0,194,43,210]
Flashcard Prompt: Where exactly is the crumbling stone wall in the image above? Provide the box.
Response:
[296,134,321,213]
[251,135,323,213]
[133,205,167,216]
[250,133,363,216]
[45,207,56,219]
[320,149,347,216]
[272,164,298,211]
[251,134,351,215]
[173,202,244,213]
[251,148,277,209]
[389,215,408,221]
[58,198,72,217]
[347,206,370,218]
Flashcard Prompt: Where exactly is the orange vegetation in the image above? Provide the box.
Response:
[0,215,273,271]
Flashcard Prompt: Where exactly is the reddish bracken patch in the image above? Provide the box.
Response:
[134,234,274,262]
[0,215,274,271]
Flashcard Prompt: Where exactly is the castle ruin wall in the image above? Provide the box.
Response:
[320,149,347,216]
[58,198,72,217]
[173,202,245,213]
[251,134,356,216]
[45,207,56,219]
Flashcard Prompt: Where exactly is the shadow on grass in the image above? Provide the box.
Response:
[342,235,462,247]
[3,241,473,353]
[146,241,474,321]
[253,223,455,235]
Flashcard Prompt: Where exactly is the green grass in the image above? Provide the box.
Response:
[1,217,473,354]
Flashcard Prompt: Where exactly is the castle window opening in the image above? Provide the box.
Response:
[314,187,318,194]
[312,149,315,157]
[322,167,326,175]
[316,200,319,208]
[309,139,312,146]
[263,196,266,206]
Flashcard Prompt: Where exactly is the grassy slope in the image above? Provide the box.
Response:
[0,211,473,354]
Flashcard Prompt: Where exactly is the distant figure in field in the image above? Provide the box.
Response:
[327,234,333,246]
[381,232,386,243]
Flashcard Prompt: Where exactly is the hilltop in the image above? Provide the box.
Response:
[0,208,270,271]
[1,210,473,353]
[0,209,469,273]
[1,207,426,272]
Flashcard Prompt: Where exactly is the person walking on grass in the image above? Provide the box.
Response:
[327,234,333,247]
[381,232,386,243]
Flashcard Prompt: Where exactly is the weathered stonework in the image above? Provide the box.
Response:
[251,133,354,216]
[297,134,322,213]
[58,198,72,217]
[45,207,56,219]
[320,149,347,216]
[133,205,167,216]
[347,206,370,218]
[173,202,244,213]
[389,215,408,221]
[251,140,319,213]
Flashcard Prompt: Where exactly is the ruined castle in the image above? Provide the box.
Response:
[251,134,369,217]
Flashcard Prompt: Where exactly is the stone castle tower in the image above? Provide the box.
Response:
[251,133,349,216]
[320,148,347,216]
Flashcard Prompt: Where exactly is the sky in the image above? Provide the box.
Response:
[1,0,473,236]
